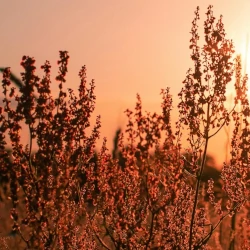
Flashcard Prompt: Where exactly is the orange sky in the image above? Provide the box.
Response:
[1,0,250,167]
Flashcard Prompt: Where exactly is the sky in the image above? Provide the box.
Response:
[1,0,250,167]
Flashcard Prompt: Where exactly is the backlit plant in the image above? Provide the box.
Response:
[0,5,250,250]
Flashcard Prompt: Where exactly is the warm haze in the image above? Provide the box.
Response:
[1,0,250,167]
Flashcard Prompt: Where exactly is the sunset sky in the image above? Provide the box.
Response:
[1,0,250,166]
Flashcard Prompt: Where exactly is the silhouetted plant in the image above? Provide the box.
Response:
[1,5,250,250]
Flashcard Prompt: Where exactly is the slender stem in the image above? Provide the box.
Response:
[208,104,236,139]
[145,211,155,249]
[93,227,111,250]
[189,103,210,250]
[189,136,209,249]
[194,201,242,249]
[229,205,236,250]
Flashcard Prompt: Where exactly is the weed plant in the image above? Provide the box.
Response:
[0,5,250,250]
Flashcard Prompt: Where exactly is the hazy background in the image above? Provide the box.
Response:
[1,0,250,167]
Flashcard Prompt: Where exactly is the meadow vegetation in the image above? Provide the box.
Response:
[1,5,250,249]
